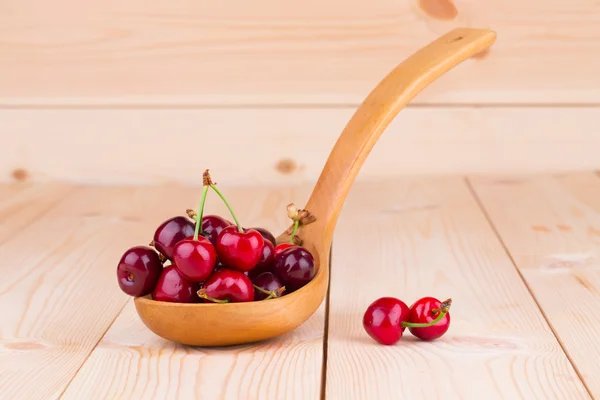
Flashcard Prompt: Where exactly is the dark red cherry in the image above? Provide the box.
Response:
[153,216,195,260]
[199,269,254,303]
[172,237,217,282]
[273,246,315,291]
[252,272,285,300]
[407,297,451,341]
[200,215,232,246]
[248,240,275,279]
[152,265,200,303]
[250,227,277,246]
[273,243,294,257]
[215,226,264,272]
[363,297,410,345]
[116,246,162,297]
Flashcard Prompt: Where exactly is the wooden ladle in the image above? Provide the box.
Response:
[134,28,496,347]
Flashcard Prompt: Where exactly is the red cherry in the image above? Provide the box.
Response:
[363,297,410,345]
[248,240,275,279]
[116,246,163,297]
[200,215,232,246]
[252,272,285,300]
[273,243,294,257]
[172,237,217,282]
[152,265,200,303]
[250,227,277,246]
[272,246,315,291]
[215,226,264,272]
[407,297,451,340]
[198,269,254,303]
[153,216,195,260]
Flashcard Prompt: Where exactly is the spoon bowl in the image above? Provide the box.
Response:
[134,27,496,347]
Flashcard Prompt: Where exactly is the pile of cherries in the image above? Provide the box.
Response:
[116,170,316,304]
[363,296,452,344]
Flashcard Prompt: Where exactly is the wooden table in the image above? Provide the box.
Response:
[1,173,599,399]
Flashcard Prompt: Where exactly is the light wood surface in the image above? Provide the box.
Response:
[1,0,599,105]
[3,107,600,185]
[326,178,590,400]
[2,174,600,398]
[470,173,600,398]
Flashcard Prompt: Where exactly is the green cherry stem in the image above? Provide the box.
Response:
[197,289,229,304]
[253,284,286,300]
[401,298,452,328]
[203,169,243,233]
[288,220,300,244]
[193,185,210,240]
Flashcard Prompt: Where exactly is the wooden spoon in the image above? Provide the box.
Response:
[134,28,496,347]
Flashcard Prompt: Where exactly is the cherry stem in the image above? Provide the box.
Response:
[288,220,300,244]
[253,284,286,299]
[193,185,210,240]
[197,289,229,304]
[208,185,243,233]
[401,298,452,328]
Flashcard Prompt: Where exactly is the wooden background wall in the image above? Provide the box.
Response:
[1,0,599,185]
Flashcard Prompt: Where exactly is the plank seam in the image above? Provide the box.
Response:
[320,244,332,400]
[463,177,595,399]
[56,299,131,399]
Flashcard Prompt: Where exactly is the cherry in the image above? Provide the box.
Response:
[407,297,451,341]
[153,216,195,260]
[272,246,315,291]
[172,236,217,282]
[250,227,277,246]
[200,215,232,246]
[116,246,163,297]
[152,265,200,303]
[198,269,254,303]
[363,297,410,345]
[252,272,285,300]
[216,226,264,272]
[273,243,295,257]
[248,239,275,279]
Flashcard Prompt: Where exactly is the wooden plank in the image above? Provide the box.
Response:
[1,0,599,105]
[325,178,590,399]
[59,183,326,400]
[0,183,258,399]
[0,183,73,243]
[470,173,600,398]
[2,107,600,185]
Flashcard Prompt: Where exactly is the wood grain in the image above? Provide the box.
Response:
[3,107,600,185]
[60,183,326,399]
[470,173,600,398]
[0,184,233,399]
[1,0,599,105]
[0,183,73,243]
[325,178,590,399]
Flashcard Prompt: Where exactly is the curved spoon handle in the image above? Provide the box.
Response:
[292,28,496,248]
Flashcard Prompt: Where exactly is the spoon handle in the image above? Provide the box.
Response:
[299,28,496,248]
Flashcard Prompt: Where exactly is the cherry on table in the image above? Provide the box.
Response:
[252,272,285,300]
[116,246,163,297]
[216,226,264,272]
[152,265,200,303]
[272,245,315,291]
[407,297,451,341]
[198,269,254,303]
[172,236,217,282]
[363,297,410,345]
[153,216,195,260]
